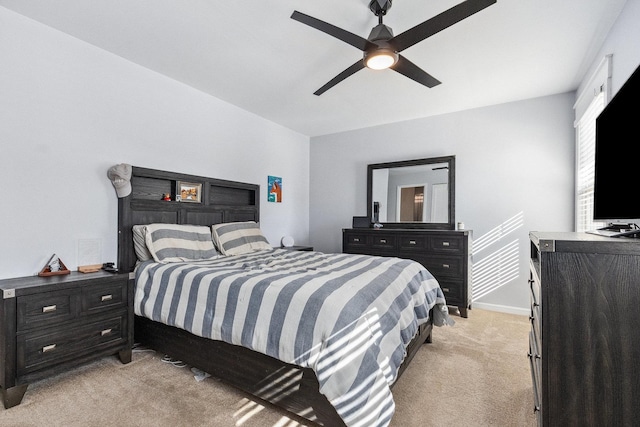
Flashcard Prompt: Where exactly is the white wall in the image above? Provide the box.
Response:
[0,8,310,279]
[582,0,640,100]
[310,93,576,314]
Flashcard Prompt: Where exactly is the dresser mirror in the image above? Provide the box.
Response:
[367,155,455,229]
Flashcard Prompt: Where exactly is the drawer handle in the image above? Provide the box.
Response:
[353,238,360,242]
[42,344,56,353]
[534,406,541,413]
[442,264,450,268]
[101,294,113,302]
[380,239,387,244]
[409,240,416,245]
[101,328,112,336]
[42,304,57,313]
[442,241,450,247]
[442,287,450,292]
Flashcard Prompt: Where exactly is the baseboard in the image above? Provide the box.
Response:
[471,302,529,316]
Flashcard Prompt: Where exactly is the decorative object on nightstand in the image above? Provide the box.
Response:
[281,236,294,247]
[0,271,133,408]
[38,254,70,277]
[77,264,103,273]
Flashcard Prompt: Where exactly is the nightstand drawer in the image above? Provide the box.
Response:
[17,314,127,376]
[17,290,79,332]
[82,279,127,313]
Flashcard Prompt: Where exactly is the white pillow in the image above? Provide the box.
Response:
[211,221,271,256]
[132,225,152,262]
[144,223,218,263]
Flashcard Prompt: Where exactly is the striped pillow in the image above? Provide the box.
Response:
[144,224,218,263]
[211,221,271,255]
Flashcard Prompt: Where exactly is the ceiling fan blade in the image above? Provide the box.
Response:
[291,10,377,52]
[392,55,441,88]
[314,60,365,96]
[390,0,496,52]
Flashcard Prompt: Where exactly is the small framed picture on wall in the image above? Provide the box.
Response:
[268,176,282,203]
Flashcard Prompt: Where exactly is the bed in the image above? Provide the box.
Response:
[117,166,452,427]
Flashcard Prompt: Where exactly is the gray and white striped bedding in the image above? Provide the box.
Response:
[134,249,452,427]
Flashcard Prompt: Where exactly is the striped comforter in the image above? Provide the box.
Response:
[134,249,451,427]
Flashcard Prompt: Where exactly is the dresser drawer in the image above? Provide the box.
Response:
[17,314,127,376]
[423,256,464,279]
[398,235,428,251]
[428,235,464,253]
[437,279,462,301]
[528,330,542,418]
[371,233,396,250]
[82,279,128,313]
[16,290,79,332]
[343,232,370,250]
[529,270,540,308]
[529,273,542,351]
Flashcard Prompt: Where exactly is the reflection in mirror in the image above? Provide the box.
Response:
[367,156,455,229]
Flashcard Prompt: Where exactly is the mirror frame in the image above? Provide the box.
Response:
[367,155,455,230]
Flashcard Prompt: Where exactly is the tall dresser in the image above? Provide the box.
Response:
[528,232,640,426]
[343,228,472,317]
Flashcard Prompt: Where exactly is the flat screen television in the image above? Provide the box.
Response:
[590,62,640,237]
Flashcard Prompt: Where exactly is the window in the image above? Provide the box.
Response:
[574,55,611,233]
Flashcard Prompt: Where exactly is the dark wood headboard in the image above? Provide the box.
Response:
[117,166,260,273]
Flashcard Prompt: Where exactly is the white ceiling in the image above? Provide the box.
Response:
[0,0,627,137]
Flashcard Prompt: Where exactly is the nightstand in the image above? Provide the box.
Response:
[277,246,314,251]
[0,271,133,408]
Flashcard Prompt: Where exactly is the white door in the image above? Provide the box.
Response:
[431,183,448,223]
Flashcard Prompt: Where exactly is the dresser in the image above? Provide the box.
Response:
[528,232,640,426]
[0,271,133,408]
[343,228,472,317]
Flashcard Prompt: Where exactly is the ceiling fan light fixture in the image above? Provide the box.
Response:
[364,48,398,70]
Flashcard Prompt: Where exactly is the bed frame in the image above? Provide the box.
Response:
[117,166,433,426]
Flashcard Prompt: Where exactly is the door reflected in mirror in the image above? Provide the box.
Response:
[399,186,425,222]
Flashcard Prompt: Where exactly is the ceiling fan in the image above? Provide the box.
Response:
[291,0,496,95]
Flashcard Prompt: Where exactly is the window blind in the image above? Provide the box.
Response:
[575,91,606,232]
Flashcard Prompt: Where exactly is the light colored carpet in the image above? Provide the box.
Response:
[0,309,537,426]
